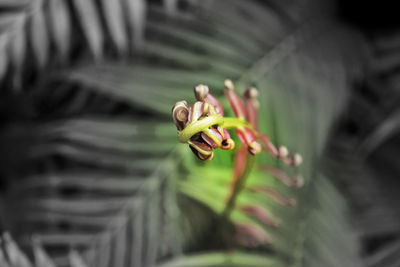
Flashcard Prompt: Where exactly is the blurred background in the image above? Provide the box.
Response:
[0,0,400,266]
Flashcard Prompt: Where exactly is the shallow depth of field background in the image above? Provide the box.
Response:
[0,0,400,267]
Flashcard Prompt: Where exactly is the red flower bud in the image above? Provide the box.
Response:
[224,79,246,119]
[188,101,208,123]
[244,87,259,130]
[236,127,262,155]
[201,127,223,148]
[194,84,224,115]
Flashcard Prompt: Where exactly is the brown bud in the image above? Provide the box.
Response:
[194,84,209,101]
[172,101,189,131]
[188,140,214,161]
[244,87,259,99]
[189,101,207,123]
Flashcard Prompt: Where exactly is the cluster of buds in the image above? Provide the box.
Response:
[172,84,235,161]
[172,79,302,166]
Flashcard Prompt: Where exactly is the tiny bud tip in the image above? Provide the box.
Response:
[279,146,289,158]
[224,79,234,90]
[245,87,259,99]
[293,153,303,166]
[194,84,209,101]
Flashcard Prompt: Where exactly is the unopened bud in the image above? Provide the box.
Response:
[172,101,189,131]
[244,87,259,99]
[190,101,206,123]
[278,146,289,158]
[221,138,235,150]
[202,127,223,148]
[224,79,234,91]
[194,84,209,101]
[244,87,259,128]
[248,141,262,155]
[188,140,214,161]
[293,153,303,166]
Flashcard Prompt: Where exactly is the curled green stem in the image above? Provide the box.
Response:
[178,115,255,143]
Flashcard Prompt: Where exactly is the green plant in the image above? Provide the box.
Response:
[1,0,393,267]
[171,79,304,247]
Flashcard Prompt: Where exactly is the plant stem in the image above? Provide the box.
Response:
[221,117,252,130]
[222,154,255,219]
[178,115,255,143]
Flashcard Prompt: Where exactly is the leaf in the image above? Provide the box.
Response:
[9,19,26,90]
[69,251,89,267]
[1,233,33,267]
[72,0,104,60]
[101,0,128,54]
[122,0,146,49]
[0,34,8,81]
[359,109,400,157]
[0,245,11,267]
[30,0,48,68]
[164,0,178,15]
[48,0,71,61]
[157,251,282,267]
[32,237,57,267]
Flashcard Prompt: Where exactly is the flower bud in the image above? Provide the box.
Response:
[244,87,259,99]
[224,79,234,90]
[224,79,246,119]
[236,127,262,155]
[248,141,262,155]
[278,146,289,158]
[194,84,224,116]
[221,138,235,150]
[201,127,223,148]
[244,87,259,130]
[188,101,207,123]
[188,140,214,161]
[194,84,209,101]
[293,153,303,166]
[220,128,235,150]
[172,101,189,131]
